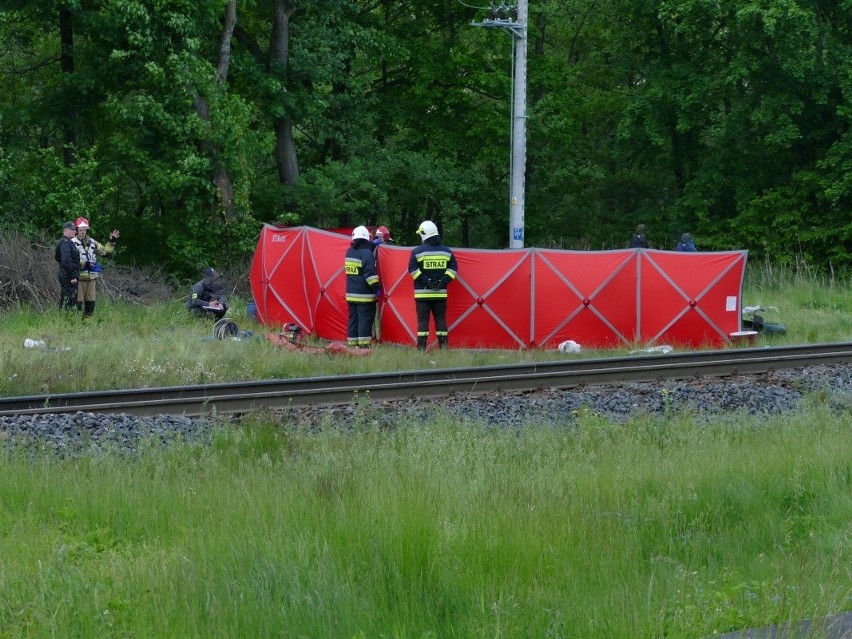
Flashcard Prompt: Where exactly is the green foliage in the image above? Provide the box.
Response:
[0,0,850,272]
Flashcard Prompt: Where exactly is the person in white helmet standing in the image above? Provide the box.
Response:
[408,220,458,350]
[345,226,381,349]
[72,216,120,318]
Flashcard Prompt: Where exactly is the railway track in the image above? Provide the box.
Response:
[1,342,850,418]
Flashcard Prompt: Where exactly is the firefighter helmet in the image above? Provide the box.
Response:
[352,226,371,241]
[416,220,438,240]
[74,217,90,230]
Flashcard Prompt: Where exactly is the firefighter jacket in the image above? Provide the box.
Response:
[345,239,380,303]
[73,235,115,281]
[408,235,458,300]
[187,278,229,313]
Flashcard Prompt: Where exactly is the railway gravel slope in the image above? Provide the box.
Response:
[2,363,849,456]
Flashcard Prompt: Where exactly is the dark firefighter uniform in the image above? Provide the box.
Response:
[408,228,458,350]
[345,236,381,348]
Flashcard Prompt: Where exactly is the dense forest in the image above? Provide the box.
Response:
[1,0,850,276]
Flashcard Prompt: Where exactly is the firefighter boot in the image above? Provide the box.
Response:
[84,301,95,318]
[417,336,427,351]
[438,335,448,349]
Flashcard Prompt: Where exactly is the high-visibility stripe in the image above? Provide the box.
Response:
[346,294,377,303]
[415,250,452,261]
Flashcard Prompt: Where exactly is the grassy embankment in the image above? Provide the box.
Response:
[1,408,851,638]
[0,258,849,396]
[0,260,849,638]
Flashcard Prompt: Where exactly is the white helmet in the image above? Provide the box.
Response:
[352,225,371,242]
[417,220,439,240]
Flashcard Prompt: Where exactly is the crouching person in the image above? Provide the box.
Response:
[188,267,230,320]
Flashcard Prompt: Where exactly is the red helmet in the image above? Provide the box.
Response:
[376,225,391,241]
[74,216,90,230]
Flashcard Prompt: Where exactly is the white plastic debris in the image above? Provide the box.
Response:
[558,340,582,354]
[23,338,47,349]
[629,345,674,354]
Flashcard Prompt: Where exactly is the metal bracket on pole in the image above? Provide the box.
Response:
[470,19,524,40]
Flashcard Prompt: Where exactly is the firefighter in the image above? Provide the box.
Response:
[345,226,381,348]
[187,267,230,320]
[408,220,458,350]
[372,225,392,252]
[72,217,119,318]
[370,225,392,341]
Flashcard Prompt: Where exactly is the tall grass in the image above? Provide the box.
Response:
[0,406,850,638]
[0,260,849,397]
[744,257,851,344]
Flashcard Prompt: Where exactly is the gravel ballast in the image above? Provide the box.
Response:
[1,364,850,455]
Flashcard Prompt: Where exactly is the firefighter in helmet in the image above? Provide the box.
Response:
[408,220,457,350]
[345,226,381,348]
[372,225,392,250]
[72,216,120,318]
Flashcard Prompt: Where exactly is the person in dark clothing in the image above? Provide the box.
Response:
[675,232,697,252]
[408,220,458,350]
[55,221,80,311]
[345,226,381,348]
[370,225,392,340]
[187,267,230,320]
[629,224,649,248]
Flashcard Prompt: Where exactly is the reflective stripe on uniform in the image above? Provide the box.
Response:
[414,290,447,299]
[345,258,362,275]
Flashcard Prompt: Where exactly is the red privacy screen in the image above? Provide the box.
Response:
[250,225,747,348]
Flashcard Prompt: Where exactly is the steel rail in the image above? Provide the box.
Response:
[1,342,849,418]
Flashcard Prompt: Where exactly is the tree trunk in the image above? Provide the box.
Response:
[58,6,76,166]
[270,0,299,186]
[216,1,237,83]
[193,1,237,221]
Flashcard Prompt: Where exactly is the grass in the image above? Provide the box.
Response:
[0,261,849,397]
[743,257,851,344]
[0,408,850,638]
[0,299,574,396]
[0,260,849,637]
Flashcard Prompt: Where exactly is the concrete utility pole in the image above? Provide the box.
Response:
[472,1,528,248]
